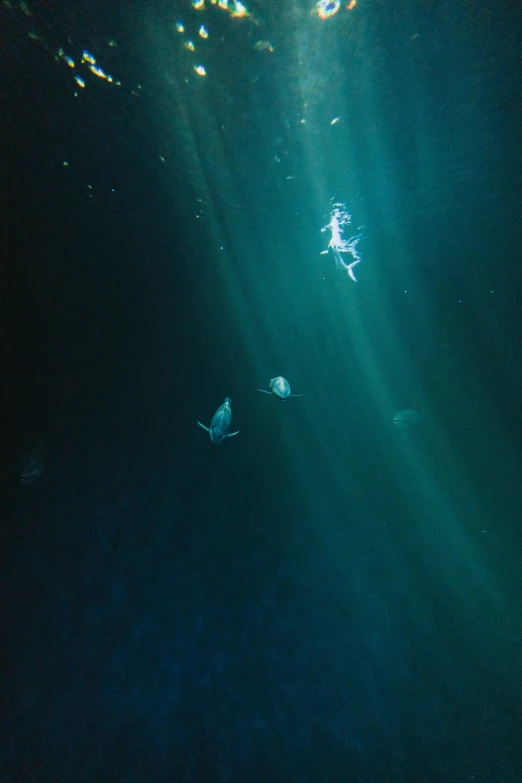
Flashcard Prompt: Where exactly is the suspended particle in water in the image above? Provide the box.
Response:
[56,48,75,67]
[230,0,249,17]
[315,0,341,19]
[254,40,274,52]
[89,64,110,80]
[82,50,96,64]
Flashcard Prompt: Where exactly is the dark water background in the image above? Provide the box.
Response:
[1,0,521,780]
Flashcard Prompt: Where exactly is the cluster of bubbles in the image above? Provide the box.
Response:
[175,0,273,78]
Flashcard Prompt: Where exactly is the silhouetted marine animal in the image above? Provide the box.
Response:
[197,397,239,445]
[257,376,303,400]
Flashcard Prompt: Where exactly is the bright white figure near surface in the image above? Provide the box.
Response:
[321,202,362,282]
[257,377,303,400]
[197,397,239,444]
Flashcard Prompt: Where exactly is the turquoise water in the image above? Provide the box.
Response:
[2,0,521,780]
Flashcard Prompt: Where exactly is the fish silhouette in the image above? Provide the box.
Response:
[392,409,423,429]
[20,442,45,485]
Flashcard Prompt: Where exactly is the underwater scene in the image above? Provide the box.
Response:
[1,0,522,781]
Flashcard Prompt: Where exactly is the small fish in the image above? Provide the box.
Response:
[257,376,303,400]
[20,442,45,485]
[392,408,423,429]
[253,40,274,52]
[198,397,239,445]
